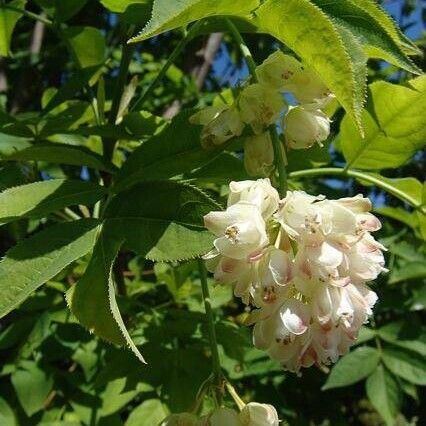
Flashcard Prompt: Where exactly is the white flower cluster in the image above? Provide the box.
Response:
[160,402,279,425]
[204,179,386,372]
[190,51,333,177]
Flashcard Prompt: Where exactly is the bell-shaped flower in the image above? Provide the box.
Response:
[239,402,280,426]
[209,408,240,426]
[190,105,244,149]
[256,51,303,90]
[243,133,274,178]
[288,68,332,105]
[204,202,269,260]
[205,252,256,304]
[238,83,284,134]
[283,106,330,150]
[227,179,279,220]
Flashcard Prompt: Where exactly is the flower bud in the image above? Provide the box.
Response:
[160,413,200,426]
[227,178,279,220]
[256,51,303,90]
[243,133,274,178]
[209,408,240,426]
[190,106,244,149]
[283,106,330,150]
[238,84,284,134]
[239,402,279,426]
[288,68,332,104]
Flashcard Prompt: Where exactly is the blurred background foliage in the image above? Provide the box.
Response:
[0,0,425,425]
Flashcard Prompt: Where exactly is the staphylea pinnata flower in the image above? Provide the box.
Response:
[203,179,386,372]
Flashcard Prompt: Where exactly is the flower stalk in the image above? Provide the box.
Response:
[197,259,223,406]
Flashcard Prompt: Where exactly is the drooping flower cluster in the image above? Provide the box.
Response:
[160,403,279,425]
[204,179,386,372]
[190,51,334,177]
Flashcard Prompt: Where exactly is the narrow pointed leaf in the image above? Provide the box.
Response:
[129,0,259,43]
[0,219,100,319]
[66,231,145,362]
[366,365,402,426]
[322,347,380,389]
[0,180,106,223]
[0,0,26,56]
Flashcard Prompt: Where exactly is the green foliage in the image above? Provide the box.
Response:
[125,399,168,426]
[129,0,259,42]
[35,0,87,21]
[0,219,100,319]
[66,232,145,363]
[322,347,380,389]
[366,365,402,426]
[0,180,106,223]
[105,181,217,261]
[340,76,426,169]
[0,0,26,57]
[11,361,54,417]
[1,142,116,172]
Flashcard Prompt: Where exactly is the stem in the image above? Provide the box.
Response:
[225,18,288,196]
[2,5,53,26]
[197,259,223,405]
[224,19,258,82]
[225,382,246,411]
[269,125,288,196]
[289,167,424,212]
[131,20,204,112]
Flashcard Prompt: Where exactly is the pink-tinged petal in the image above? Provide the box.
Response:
[357,213,382,231]
[337,195,371,213]
[269,249,292,285]
[280,300,310,335]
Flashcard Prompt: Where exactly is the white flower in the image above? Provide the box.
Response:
[190,105,244,149]
[283,106,330,150]
[228,179,279,220]
[205,253,256,304]
[286,68,332,105]
[238,83,284,134]
[239,402,280,426]
[243,133,274,178]
[209,408,240,426]
[256,51,304,90]
[204,203,269,260]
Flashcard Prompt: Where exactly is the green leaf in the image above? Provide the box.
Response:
[389,261,426,284]
[378,321,426,357]
[0,0,26,57]
[354,326,376,345]
[129,0,259,42]
[11,361,54,417]
[66,231,145,362]
[100,0,150,13]
[1,142,116,172]
[64,26,106,68]
[125,399,168,426]
[382,347,426,386]
[105,181,218,261]
[351,0,421,56]
[122,110,167,138]
[366,364,402,426]
[43,65,104,113]
[376,207,419,231]
[254,0,364,133]
[0,219,100,319]
[340,76,426,170]
[311,0,420,74]
[35,0,87,21]
[0,397,17,426]
[114,110,213,191]
[0,180,106,223]
[322,347,380,389]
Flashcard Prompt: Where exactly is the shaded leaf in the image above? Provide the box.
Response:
[382,347,426,386]
[125,399,168,426]
[0,0,26,57]
[105,181,218,261]
[322,347,380,389]
[66,231,145,363]
[0,219,100,319]
[366,364,402,426]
